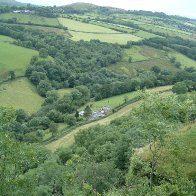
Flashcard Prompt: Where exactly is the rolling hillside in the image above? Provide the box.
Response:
[59,17,141,44]
[0,78,44,113]
[0,13,60,26]
[0,35,38,81]
[0,0,26,6]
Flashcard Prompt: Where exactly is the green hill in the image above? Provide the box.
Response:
[0,13,60,26]
[0,0,26,6]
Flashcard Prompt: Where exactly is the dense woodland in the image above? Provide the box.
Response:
[0,2,196,196]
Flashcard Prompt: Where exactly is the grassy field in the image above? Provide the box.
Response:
[0,78,44,113]
[136,123,196,179]
[109,46,177,76]
[0,35,39,80]
[0,35,52,81]
[25,25,70,37]
[46,85,172,151]
[121,16,195,40]
[168,51,196,68]
[85,85,172,111]
[56,88,73,98]
[137,23,195,40]
[133,30,161,39]
[59,18,118,33]
[58,18,141,44]
[0,13,59,26]
[47,100,141,151]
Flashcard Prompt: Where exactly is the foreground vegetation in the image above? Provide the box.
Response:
[1,92,195,195]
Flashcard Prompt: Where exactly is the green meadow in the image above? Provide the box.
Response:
[82,85,172,111]
[0,78,44,113]
[56,88,73,98]
[0,35,38,80]
[168,51,196,68]
[58,18,141,44]
[0,12,60,26]
[109,46,177,76]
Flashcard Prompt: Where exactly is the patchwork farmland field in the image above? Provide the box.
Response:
[85,85,172,111]
[25,25,70,37]
[0,35,38,80]
[0,13,60,26]
[58,18,141,44]
[0,78,44,113]
[168,52,196,68]
[109,45,178,76]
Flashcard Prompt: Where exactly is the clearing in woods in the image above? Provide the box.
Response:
[0,78,44,113]
[109,45,178,76]
[0,35,38,80]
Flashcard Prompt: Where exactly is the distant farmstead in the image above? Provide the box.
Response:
[80,106,112,120]
[13,10,35,14]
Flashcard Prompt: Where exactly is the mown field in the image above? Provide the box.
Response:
[56,88,73,98]
[0,78,44,113]
[0,35,38,80]
[109,45,178,76]
[58,18,141,44]
[168,51,196,68]
[0,13,60,26]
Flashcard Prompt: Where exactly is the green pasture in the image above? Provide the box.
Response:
[25,25,70,37]
[58,18,141,44]
[0,78,44,113]
[70,31,141,44]
[58,17,117,33]
[138,23,195,40]
[0,35,38,80]
[168,51,196,68]
[56,88,73,98]
[109,46,176,76]
[133,30,161,39]
[0,13,59,26]
[82,85,172,111]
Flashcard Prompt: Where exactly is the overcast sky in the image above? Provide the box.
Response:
[18,0,196,18]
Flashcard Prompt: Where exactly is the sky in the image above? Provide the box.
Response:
[18,0,196,18]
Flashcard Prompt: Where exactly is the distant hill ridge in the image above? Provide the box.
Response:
[61,2,126,13]
[0,0,26,6]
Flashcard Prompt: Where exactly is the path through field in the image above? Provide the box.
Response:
[46,85,172,152]
[46,100,141,152]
